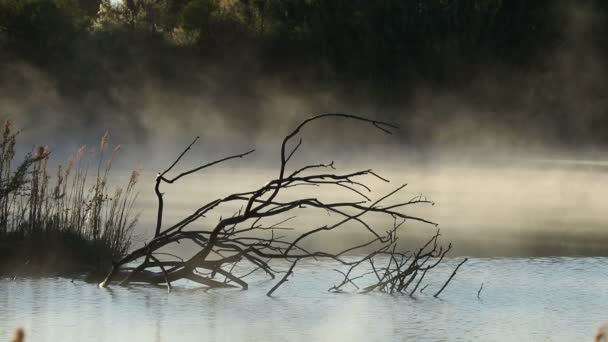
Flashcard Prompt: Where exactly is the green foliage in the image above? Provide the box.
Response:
[1,0,607,121]
[0,0,90,56]
[2,0,601,74]
[180,0,217,31]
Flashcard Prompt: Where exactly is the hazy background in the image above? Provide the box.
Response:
[1,0,608,256]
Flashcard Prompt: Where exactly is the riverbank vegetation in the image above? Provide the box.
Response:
[2,1,608,146]
[0,121,139,277]
[2,0,602,84]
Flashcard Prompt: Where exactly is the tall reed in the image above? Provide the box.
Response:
[0,120,138,269]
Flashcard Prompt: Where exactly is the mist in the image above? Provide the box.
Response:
[2,0,608,258]
[5,2,608,341]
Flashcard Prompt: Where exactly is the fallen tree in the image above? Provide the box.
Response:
[100,114,465,296]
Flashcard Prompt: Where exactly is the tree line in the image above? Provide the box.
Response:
[1,0,608,147]
[2,0,606,85]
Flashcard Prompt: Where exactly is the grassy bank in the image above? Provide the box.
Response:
[0,120,139,277]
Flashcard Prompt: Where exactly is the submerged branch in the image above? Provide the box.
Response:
[434,258,468,298]
[267,260,298,296]
[100,114,458,296]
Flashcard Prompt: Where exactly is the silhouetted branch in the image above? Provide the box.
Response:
[267,260,298,296]
[477,282,484,299]
[434,258,468,298]
[100,113,458,296]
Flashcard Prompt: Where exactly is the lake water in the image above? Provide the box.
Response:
[2,257,607,341]
[4,157,608,341]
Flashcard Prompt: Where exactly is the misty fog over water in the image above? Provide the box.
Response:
[2,0,607,261]
[3,1,608,341]
[104,144,608,258]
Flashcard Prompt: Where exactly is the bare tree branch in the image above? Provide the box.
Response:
[99,114,460,297]
[434,258,468,298]
[267,260,298,296]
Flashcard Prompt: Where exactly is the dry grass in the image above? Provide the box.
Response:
[11,328,24,342]
[0,120,138,276]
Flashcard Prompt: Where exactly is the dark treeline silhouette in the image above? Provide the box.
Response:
[0,1,589,82]
[1,0,608,146]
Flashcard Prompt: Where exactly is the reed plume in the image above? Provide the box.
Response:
[11,328,24,342]
[0,125,139,274]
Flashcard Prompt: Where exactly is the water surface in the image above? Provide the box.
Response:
[2,257,606,341]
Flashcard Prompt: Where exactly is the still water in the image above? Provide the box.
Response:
[1,257,607,341]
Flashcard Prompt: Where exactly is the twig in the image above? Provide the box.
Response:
[434,258,468,298]
[477,282,484,299]
[267,260,298,296]
[149,255,172,293]
[410,269,428,297]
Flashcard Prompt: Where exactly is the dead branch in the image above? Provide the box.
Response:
[99,113,460,296]
[267,260,298,296]
[434,258,468,298]
[477,282,484,299]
